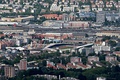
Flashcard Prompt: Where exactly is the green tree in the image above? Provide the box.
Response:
[88,53,96,56]
[0,0,2,3]
[102,36,111,41]
[42,60,47,66]
[108,40,117,47]
[85,34,89,37]
[98,53,106,61]
[0,36,4,39]
[20,0,23,5]
[0,32,3,34]
[83,67,108,80]
[82,57,87,65]
[111,3,117,10]
[61,6,63,11]
[115,47,120,51]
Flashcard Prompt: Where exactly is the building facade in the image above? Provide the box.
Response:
[19,59,27,70]
[4,66,15,78]
[96,11,105,24]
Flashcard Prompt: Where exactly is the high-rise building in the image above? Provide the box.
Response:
[4,66,15,78]
[19,59,27,70]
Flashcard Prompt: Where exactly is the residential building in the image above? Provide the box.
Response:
[69,12,76,21]
[0,75,7,80]
[96,31,120,38]
[62,13,69,21]
[42,3,49,8]
[92,45,111,54]
[106,13,119,21]
[113,51,120,57]
[50,3,61,11]
[4,66,15,78]
[76,63,91,70]
[88,56,99,62]
[85,47,94,56]
[19,59,27,70]
[68,21,90,28]
[66,63,77,69]
[0,40,13,50]
[62,13,76,21]
[63,7,74,12]
[0,4,9,8]
[105,56,117,62]
[27,65,39,70]
[80,5,90,12]
[70,57,81,63]
[46,61,57,69]
[56,63,66,70]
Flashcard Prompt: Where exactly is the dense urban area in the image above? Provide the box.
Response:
[0,0,119,80]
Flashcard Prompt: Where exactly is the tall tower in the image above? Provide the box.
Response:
[4,66,15,78]
[19,59,27,70]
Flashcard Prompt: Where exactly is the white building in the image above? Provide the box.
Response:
[50,3,61,11]
[92,45,111,54]
[0,4,9,8]
[28,29,35,34]
[16,39,21,46]
[22,9,26,12]
[63,7,74,12]
[105,56,117,62]
[96,77,106,80]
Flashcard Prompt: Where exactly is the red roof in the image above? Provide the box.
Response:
[67,63,77,69]
[47,64,57,69]
[57,63,66,69]
[77,63,88,68]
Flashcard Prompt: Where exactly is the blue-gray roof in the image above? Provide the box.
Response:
[79,12,96,18]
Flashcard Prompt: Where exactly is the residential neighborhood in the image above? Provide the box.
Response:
[0,0,119,80]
